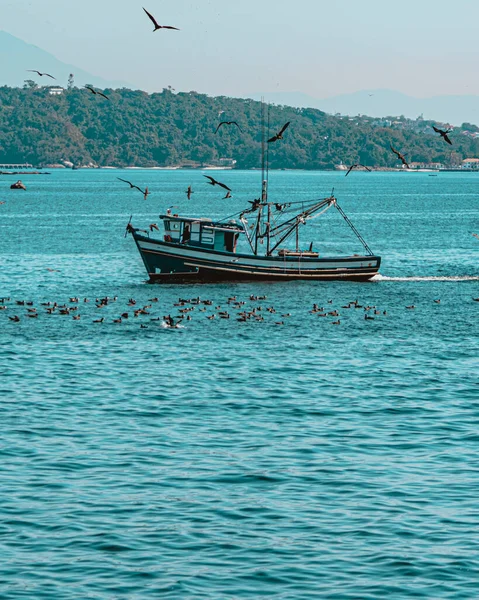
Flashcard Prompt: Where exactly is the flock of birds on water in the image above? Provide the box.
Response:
[1,293,479,330]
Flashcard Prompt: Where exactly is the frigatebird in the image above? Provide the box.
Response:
[345,164,372,177]
[390,145,410,169]
[84,86,110,100]
[143,7,179,31]
[186,185,193,199]
[27,70,55,79]
[215,121,242,134]
[117,178,149,199]
[203,175,231,192]
[223,191,232,199]
[268,122,290,143]
[432,126,452,145]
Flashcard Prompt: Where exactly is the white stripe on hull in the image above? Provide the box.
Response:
[137,239,379,271]
[183,262,377,279]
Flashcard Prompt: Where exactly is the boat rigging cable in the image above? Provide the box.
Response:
[217,101,375,257]
[334,203,373,255]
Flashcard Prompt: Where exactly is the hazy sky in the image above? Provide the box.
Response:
[2,0,479,98]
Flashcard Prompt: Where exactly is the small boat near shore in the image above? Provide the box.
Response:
[10,180,26,190]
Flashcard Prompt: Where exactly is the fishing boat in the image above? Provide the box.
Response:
[128,185,380,283]
[127,108,381,283]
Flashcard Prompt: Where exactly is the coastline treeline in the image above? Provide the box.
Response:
[0,85,478,168]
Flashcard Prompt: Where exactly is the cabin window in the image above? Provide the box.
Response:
[164,221,171,231]
[190,222,201,243]
[168,221,181,240]
[201,227,214,245]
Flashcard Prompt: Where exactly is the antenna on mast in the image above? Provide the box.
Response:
[265,104,270,201]
[261,98,265,189]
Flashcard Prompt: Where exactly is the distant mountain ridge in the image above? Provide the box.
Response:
[246,90,479,127]
[0,30,133,90]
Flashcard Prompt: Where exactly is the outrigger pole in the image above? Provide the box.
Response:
[267,197,336,255]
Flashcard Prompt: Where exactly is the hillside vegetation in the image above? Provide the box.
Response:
[0,85,478,169]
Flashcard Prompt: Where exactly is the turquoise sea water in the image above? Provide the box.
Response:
[0,169,478,599]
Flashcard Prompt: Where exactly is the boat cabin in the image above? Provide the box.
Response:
[160,214,243,253]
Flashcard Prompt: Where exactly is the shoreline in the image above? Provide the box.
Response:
[2,166,479,174]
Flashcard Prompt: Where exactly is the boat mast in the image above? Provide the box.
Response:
[265,105,271,255]
[250,101,273,255]
[255,99,268,255]
[261,98,265,190]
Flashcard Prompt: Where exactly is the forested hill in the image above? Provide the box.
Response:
[1,85,478,169]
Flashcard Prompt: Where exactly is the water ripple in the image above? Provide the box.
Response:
[1,170,478,598]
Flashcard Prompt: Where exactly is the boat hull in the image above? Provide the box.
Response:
[132,233,381,283]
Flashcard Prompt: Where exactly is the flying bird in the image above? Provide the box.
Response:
[186,185,193,199]
[203,175,231,192]
[117,178,149,199]
[267,121,290,143]
[84,86,110,100]
[143,7,180,31]
[27,70,55,79]
[432,126,452,145]
[149,223,159,231]
[223,191,232,199]
[472,233,479,240]
[345,164,372,177]
[215,121,242,134]
[390,145,410,169]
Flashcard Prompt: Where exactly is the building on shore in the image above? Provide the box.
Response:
[461,158,479,170]
[409,162,444,170]
[207,158,237,168]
